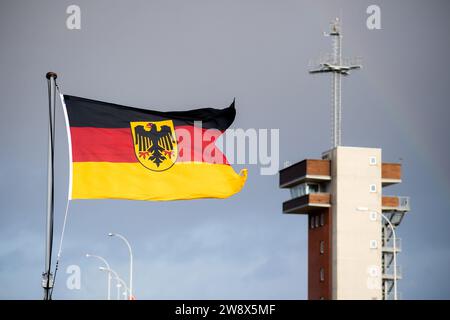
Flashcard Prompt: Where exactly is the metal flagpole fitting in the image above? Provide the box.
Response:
[43,71,58,300]
[46,72,58,80]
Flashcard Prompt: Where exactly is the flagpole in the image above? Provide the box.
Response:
[43,71,57,300]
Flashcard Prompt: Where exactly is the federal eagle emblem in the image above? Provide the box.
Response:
[130,120,178,171]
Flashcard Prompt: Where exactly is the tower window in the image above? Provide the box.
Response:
[369,156,377,165]
[369,184,377,193]
[320,213,325,226]
[310,217,315,229]
[369,211,378,221]
[320,240,325,254]
[320,268,325,282]
[315,215,319,228]
[289,184,302,199]
[308,183,320,194]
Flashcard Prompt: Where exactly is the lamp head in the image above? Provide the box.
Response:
[108,233,114,237]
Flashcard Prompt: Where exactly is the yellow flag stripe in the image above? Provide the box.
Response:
[72,162,247,201]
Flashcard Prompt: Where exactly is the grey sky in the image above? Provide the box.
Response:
[1,0,450,299]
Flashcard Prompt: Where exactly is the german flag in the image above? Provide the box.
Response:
[61,95,247,201]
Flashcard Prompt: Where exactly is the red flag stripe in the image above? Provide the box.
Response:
[70,126,229,164]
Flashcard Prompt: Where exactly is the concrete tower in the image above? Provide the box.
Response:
[279,19,410,300]
[280,148,409,299]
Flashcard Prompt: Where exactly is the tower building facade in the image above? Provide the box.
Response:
[280,18,410,299]
[279,146,410,299]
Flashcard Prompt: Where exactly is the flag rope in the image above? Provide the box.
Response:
[49,84,72,299]
[49,199,70,299]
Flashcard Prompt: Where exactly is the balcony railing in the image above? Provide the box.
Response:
[382,237,402,252]
[382,196,410,212]
[383,265,402,280]
[279,159,331,188]
[382,163,402,184]
[282,193,331,214]
[398,196,410,211]
[384,291,403,300]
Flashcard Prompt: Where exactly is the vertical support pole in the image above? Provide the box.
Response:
[391,226,398,300]
[331,22,342,147]
[310,17,360,149]
[107,272,112,300]
[43,72,57,300]
[332,72,338,147]
[331,28,339,148]
[337,33,342,146]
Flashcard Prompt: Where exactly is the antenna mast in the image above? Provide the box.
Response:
[309,18,362,147]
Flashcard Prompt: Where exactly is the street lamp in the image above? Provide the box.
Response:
[115,277,129,299]
[108,233,133,299]
[86,254,112,300]
[356,207,398,300]
[116,282,122,300]
[99,267,129,300]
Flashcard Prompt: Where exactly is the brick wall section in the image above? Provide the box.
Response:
[308,208,332,300]
[382,163,402,180]
[382,196,399,208]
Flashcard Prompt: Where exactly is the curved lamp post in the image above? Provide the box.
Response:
[99,267,129,300]
[108,233,133,299]
[86,254,111,300]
